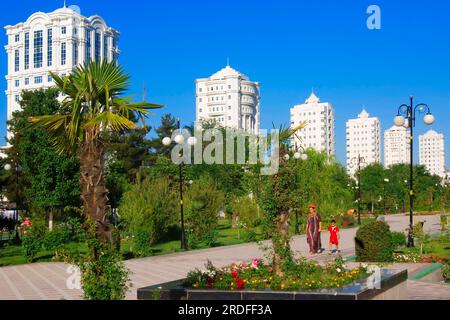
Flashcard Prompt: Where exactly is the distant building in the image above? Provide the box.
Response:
[384,125,411,167]
[290,91,335,156]
[345,108,381,176]
[195,65,260,134]
[4,5,120,141]
[419,130,446,179]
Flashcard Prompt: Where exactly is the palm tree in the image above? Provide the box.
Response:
[31,60,162,244]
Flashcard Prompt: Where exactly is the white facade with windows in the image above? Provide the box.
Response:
[195,65,260,134]
[419,130,446,179]
[384,125,411,167]
[345,109,381,176]
[290,92,335,156]
[4,5,120,140]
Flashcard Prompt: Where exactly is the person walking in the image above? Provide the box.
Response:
[306,203,322,255]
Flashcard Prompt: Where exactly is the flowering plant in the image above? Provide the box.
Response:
[184,257,370,291]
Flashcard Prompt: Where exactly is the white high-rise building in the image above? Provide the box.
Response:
[384,125,411,167]
[290,91,335,156]
[345,108,381,176]
[4,5,120,140]
[419,130,446,179]
[195,65,260,134]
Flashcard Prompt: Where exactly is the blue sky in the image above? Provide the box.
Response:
[1,0,450,168]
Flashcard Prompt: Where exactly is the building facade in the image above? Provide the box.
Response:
[345,108,381,176]
[195,65,260,134]
[419,130,446,179]
[4,5,120,140]
[290,92,335,156]
[384,125,411,167]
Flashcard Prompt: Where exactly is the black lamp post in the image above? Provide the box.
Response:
[290,142,308,235]
[4,161,21,242]
[383,178,390,215]
[162,119,196,251]
[394,97,435,248]
[349,154,366,225]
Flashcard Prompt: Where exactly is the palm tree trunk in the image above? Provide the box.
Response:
[79,138,112,245]
[272,211,291,277]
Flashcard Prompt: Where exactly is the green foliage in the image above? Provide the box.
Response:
[134,229,155,257]
[440,215,448,231]
[412,221,428,255]
[43,226,71,252]
[120,177,178,247]
[442,264,450,283]
[233,196,260,228]
[22,218,47,262]
[185,176,224,247]
[390,231,407,249]
[355,221,394,262]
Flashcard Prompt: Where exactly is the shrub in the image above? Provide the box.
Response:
[22,218,47,262]
[441,215,448,232]
[233,196,260,228]
[134,229,154,257]
[185,176,224,247]
[119,177,178,245]
[390,231,407,249]
[355,221,394,262]
[43,226,71,252]
[442,265,450,283]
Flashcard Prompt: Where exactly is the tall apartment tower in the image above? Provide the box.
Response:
[195,65,260,134]
[290,91,335,157]
[345,108,381,176]
[384,125,411,167]
[419,130,446,179]
[4,5,120,140]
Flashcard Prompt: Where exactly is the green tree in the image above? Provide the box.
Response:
[5,89,80,228]
[31,61,162,245]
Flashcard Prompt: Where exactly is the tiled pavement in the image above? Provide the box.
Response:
[0,214,447,300]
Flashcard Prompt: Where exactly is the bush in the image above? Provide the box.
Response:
[185,176,224,247]
[441,215,448,231]
[119,177,178,245]
[233,196,260,228]
[134,229,154,257]
[355,221,394,262]
[43,226,71,252]
[390,231,407,249]
[22,218,47,262]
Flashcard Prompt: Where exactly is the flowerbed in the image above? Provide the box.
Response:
[184,258,371,291]
[393,252,449,264]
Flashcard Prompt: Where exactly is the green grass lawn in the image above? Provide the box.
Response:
[0,217,375,267]
[399,232,450,257]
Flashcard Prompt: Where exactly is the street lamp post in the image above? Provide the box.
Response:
[349,154,367,225]
[162,120,196,251]
[383,178,390,215]
[288,143,308,235]
[4,162,21,242]
[394,97,435,247]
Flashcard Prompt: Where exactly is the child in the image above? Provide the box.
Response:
[328,220,340,255]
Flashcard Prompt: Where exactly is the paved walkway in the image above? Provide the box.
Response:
[0,214,446,300]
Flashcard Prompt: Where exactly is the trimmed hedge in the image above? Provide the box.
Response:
[355,221,394,262]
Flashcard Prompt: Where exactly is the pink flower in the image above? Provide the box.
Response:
[251,258,259,268]
[269,267,273,273]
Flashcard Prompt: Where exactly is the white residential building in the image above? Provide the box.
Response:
[4,5,120,141]
[195,65,260,134]
[419,130,446,179]
[290,92,335,156]
[384,125,411,167]
[345,108,381,176]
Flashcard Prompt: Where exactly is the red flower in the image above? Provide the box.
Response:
[207,278,215,287]
[236,278,245,290]
[231,270,239,278]
[269,267,273,273]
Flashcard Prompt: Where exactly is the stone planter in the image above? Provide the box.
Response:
[138,269,407,300]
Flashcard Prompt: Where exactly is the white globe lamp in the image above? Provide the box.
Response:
[162,137,172,146]
[423,113,435,126]
[174,135,185,145]
[394,115,405,127]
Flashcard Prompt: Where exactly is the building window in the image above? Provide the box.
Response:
[24,32,29,70]
[25,78,29,85]
[199,88,202,93]
[85,29,91,61]
[73,41,78,65]
[35,76,43,84]
[61,26,66,35]
[15,80,19,87]
[15,34,20,42]
[103,35,108,61]
[14,50,19,72]
[33,30,43,68]
[47,29,53,67]
[15,95,19,102]
[199,108,202,113]
[95,30,101,62]
[48,75,52,82]
[61,42,66,65]
[73,27,77,35]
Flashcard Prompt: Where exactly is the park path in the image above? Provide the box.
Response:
[0,214,445,300]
